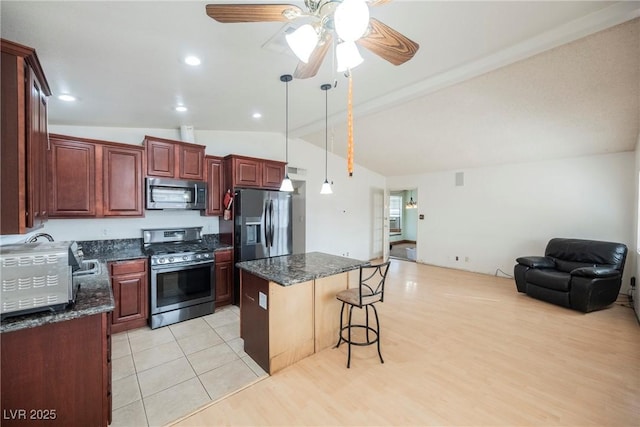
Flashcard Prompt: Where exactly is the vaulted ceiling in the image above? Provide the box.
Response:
[2,1,638,176]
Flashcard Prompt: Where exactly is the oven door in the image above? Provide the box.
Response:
[150,260,215,315]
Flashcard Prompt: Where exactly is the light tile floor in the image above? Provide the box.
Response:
[110,305,268,427]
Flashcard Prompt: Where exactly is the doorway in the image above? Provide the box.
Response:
[389,189,418,262]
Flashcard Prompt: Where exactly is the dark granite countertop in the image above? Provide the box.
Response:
[78,236,232,262]
[1,236,232,334]
[236,252,369,286]
[1,262,115,334]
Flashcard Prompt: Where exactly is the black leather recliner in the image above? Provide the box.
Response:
[514,238,627,312]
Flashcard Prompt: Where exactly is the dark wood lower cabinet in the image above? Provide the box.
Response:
[109,259,148,333]
[1,313,111,427]
[215,249,233,307]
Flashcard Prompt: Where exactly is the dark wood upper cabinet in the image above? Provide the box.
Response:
[224,155,286,191]
[1,39,51,234]
[179,144,205,180]
[103,145,144,217]
[144,135,205,181]
[49,134,144,218]
[49,137,97,217]
[263,161,286,189]
[145,138,174,177]
[204,155,224,216]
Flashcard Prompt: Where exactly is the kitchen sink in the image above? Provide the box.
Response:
[73,259,101,277]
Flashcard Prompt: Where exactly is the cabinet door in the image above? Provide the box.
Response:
[178,144,204,180]
[146,138,175,177]
[38,86,49,224]
[263,161,285,189]
[234,157,261,187]
[1,314,106,427]
[110,260,148,333]
[240,270,269,373]
[103,145,144,217]
[49,138,96,217]
[215,250,233,305]
[205,156,223,216]
[26,68,49,228]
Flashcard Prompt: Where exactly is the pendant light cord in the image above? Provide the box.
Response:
[321,83,331,181]
[324,85,328,180]
[285,78,289,164]
[280,74,293,168]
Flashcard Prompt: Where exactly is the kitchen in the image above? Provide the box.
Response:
[0,28,384,427]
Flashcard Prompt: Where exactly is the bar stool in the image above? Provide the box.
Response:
[335,261,391,368]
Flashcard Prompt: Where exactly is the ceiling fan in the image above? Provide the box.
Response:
[205,0,420,79]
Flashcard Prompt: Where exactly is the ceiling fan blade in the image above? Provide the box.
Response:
[356,17,419,66]
[205,4,302,23]
[293,33,333,79]
[367,0,392,6]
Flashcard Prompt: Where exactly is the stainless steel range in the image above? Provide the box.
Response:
[143,227,215,329]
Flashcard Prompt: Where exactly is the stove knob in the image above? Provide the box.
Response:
[168,257,174,263]
[195,254,202,259]
[204,253,210,258]
[183,255,188,261]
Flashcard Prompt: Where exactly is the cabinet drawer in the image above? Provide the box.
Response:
[215,249,232,262]
[110,259,147,276]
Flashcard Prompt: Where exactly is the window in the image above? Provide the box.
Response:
[389,194,402,233]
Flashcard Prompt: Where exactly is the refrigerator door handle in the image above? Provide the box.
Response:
[263,199,270,248]
[269,200,276,247]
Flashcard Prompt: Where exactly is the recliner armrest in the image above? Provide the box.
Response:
[571,266,620,278]
[516,256,555,269]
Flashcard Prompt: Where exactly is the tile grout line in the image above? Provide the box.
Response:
[127,329,150,427]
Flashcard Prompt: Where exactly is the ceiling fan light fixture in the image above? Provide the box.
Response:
[336,41,363,72]
[334,0,369,42]
[286,24,319,63]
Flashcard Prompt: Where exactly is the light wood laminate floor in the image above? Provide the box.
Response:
[173,260,640,426]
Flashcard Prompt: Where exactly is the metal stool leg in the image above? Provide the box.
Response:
[365,305,370,343]
[335,301,346,348]
[372,304,384,364]
[347,305,354,368]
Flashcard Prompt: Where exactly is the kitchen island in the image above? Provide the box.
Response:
[236,252,368,374]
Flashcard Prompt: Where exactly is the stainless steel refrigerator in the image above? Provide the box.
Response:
[233,188,292,303]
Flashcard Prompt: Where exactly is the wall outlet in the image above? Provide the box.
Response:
[465,256,470,262]
[455,256,459,261]
[101,228,109,237]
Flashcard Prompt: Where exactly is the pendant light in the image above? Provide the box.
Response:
[279,74,294,192]
[320,83,332,195]
[406,190,417,209]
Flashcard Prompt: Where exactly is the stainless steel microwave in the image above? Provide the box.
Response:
[146,177,207,210]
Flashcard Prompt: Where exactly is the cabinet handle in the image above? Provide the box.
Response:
[244,293,255,302]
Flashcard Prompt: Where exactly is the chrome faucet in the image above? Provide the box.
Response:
[27,233,54,243]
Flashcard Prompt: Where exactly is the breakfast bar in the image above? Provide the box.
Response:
[236,252,369,374]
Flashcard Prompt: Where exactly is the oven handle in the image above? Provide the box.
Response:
[151,259,214,272]
[193,183,198,205]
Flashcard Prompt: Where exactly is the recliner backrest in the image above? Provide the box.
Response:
[545,238,627,275]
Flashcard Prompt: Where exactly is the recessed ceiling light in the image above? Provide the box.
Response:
[252,112,262,119]
[175,105,188,112]
[184,56,201,66]
[58,94,76,102]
